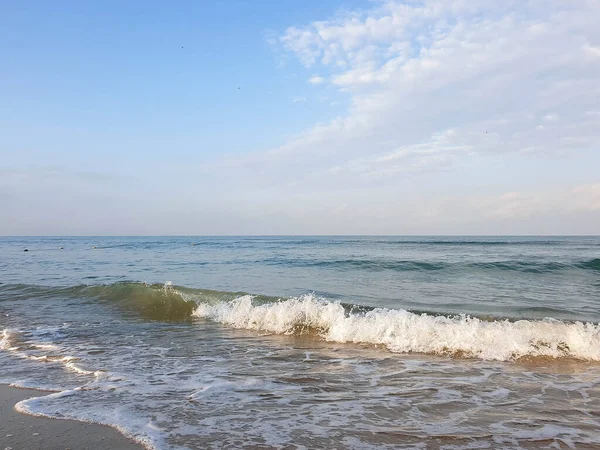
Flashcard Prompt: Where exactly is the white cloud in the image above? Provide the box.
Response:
[308,75,325,84]
[480,183,600,219]
[313,127,469,180]
[265,1,600,185]
[209,0,600,233]
[570,183,600,211]
[543,114,559,122]
[583,43,600,59]
[44,1,593,235]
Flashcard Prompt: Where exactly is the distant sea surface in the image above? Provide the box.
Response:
[1,236,599,449]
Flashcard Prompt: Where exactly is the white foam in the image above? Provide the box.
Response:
[193,295,600,361]
[0,328,103,377]
[0,328,18,350]
[188,378,281,401]
[32,343,61,351]
[15,393,158,450]
[65,360,95,375]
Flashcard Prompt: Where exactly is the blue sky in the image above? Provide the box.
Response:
[1,1,599,235]
[2,1,350,162]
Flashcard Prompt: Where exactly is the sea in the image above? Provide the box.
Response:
[1,236,599,449]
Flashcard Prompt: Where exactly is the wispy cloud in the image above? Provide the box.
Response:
[213,0,600,233]
[308,75,325,85]
[481,184,600,219]
[268,0,600,187]
[583,43,600,59]
[0,166,125,185]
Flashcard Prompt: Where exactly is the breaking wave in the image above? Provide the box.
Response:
[80,282,199,321]
[193,295,600,362]
[0,282,260,322]
[3,282,600,362]
[0,282,199,321]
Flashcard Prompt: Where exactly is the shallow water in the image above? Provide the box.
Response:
[1,236,599,449]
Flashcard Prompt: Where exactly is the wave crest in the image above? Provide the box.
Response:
[83,282,197,321]
[193,295,600,362]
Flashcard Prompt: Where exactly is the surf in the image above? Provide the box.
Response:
[3,282,600,362]
[192,294,600,362]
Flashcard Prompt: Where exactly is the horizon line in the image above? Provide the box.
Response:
[1,234,599,238]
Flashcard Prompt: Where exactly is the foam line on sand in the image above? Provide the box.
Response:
[0,384,143,450]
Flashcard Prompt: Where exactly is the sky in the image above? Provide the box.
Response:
[1,0,599,235]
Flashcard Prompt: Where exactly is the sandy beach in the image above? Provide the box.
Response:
[0,384,144,450]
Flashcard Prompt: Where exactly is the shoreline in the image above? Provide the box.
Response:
[0,384,145,450]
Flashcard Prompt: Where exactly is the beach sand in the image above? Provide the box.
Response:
[0,384,144,450]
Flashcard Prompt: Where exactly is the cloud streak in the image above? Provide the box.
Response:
[219,0,600,233]
[186,1,600,234]
[271,1,600,176]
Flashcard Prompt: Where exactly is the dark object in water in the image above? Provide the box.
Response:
[24,249,28,252]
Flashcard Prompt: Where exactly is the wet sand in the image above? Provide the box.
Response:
[0,384,144,450]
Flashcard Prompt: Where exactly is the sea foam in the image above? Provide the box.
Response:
[193,295,600,361]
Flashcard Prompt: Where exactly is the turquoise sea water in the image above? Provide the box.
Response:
[1,236,599,449]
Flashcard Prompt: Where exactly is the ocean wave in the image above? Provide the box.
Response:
[192,295,600,362]
[272,258,446,271]
[369,239,563,246]
[261,257,600,273]
[0,282,200,321]
[81,282,199,321]
[3,283,600,362]
[578,258,600,271]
